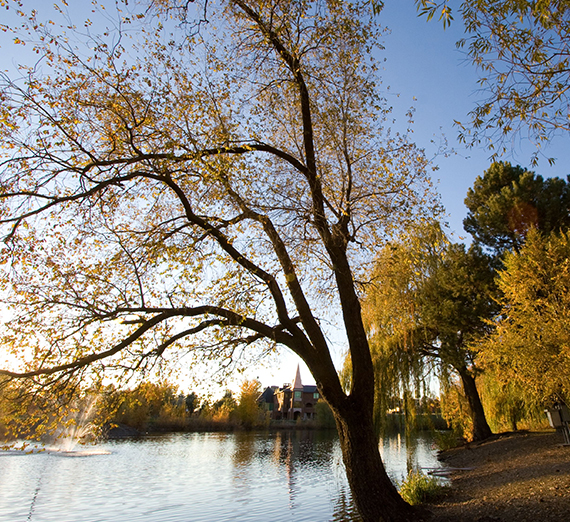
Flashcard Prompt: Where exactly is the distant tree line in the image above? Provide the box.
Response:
[0,378,338,441]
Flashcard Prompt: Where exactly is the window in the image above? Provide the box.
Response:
[294,391,302,399]
[313,392,319,399]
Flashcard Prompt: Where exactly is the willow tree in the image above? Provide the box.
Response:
[363,224,496,441]
[360,225,444,432]
[0,1,438,520]
[415,0,570,164]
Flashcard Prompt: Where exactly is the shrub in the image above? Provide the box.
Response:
[398,469,447,505]
[314,400,336,429]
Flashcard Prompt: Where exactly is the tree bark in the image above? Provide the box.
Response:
[458,368,493,442]
[308,249,423,521]
[333,403,419,522]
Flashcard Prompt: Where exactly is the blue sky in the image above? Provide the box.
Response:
[268,2,570,389]
[380,2,570,239]
[2,1,567,239]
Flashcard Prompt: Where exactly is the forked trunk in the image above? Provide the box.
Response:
[458,368,493,442]
[334,405,418,522]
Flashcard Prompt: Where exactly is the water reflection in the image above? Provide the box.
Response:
[331,486,362,522]
[228,430,356,519]
[0,430,442,522]
[380,431,443,483]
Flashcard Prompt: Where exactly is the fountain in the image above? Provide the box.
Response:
[1,393,111,456]
[48,395,111,456]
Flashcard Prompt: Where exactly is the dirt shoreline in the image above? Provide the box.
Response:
[426,430,570,521]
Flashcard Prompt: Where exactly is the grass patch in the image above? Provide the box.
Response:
[398,469,448,505]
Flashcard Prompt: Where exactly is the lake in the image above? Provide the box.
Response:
[0,430,445,522]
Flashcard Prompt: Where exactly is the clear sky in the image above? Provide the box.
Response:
[379,2,570,239]
[257,2,570,391]
[2,1,569,395]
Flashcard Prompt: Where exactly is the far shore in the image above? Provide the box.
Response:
[104,419,338,438]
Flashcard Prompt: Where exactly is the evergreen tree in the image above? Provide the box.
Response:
[464,161,570,256]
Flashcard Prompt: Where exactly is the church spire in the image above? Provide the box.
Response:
[292,364,303,390]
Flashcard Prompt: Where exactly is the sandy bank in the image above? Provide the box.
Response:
[428,430,570,521]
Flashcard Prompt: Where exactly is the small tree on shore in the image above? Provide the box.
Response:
[235,379,265,429]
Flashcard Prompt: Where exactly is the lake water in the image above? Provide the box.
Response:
[0,430,445,522]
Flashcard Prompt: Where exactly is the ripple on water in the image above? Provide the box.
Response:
[0,431,442,522]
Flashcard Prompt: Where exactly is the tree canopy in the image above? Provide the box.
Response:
[415,0,570,164]
[479,228,570,406]
[0,0,436,385]
[0,1,438,520]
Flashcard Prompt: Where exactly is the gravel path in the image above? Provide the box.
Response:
[427,430,570,522]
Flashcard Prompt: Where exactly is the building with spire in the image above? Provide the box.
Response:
[258,365,321,421]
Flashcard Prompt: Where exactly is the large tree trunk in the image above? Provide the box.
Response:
[309,251,422,521]
[458,367,493,442]
[333,402,419,522]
